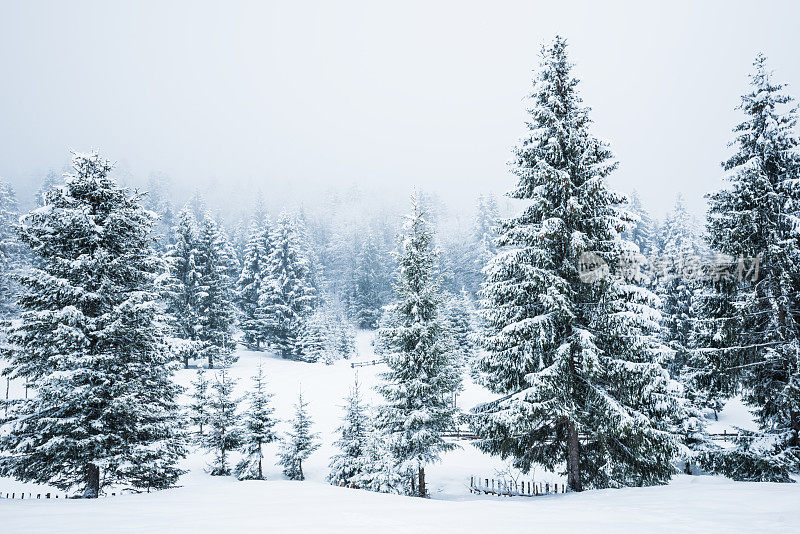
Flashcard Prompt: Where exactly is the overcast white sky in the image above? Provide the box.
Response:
[1,1,798,219]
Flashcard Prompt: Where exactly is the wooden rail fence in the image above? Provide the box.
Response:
[469,476,567,497]
[1,491,120,499]
[350,359,383,368]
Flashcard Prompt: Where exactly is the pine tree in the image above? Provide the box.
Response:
[260,213,316,358]
[0,153,186,497]
[189,368,211,439]
[235,364,278,480]
[329,378,403,493]
[444,290,476,366]
[475,37,678,491]
[297,311,332,363]
[657,195,706,375]
[196,216,237,368]
[0,181,22,318]
[278,392,320,480]
[328,378,372,487]
[237,221,271,349]
[34,170,60,207]
[205,366,241,476]
[351,233,386,328]
[471,194,499,296]
[625,190,659,257]
[377,194,461,498]
[699,54,800,481]
[164,209,205,367]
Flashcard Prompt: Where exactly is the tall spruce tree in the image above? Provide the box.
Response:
[235,364,278,480]
[164,209,205,367]
[237,221,271,349]
[657,195,706,375]
[0,153,186,497]
[196,216,237,368]
[625,190,659,257]
[700,54,800,481]
[377,195,461,498]
[260,213,316,358]
[475,37,678,491]
[351,233,386,328]
[278,392,320,480]
[0,181,22,318]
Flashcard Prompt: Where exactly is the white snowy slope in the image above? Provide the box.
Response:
[1,330,799,533]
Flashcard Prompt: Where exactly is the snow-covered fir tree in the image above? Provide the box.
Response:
[0,153,186,497]
[329,377,402,493]
[260,213,316,358]
[35,170,60,207]
[624,190,659,257]
[204,366,241,476]
[377,194,461,497]
[656,194,706,375]
[278,392,320,480]
[188,368,211,439]
[235,364,278,480]
[164,209,205,367]
[237,220,272,349]
[351,233,386,328]
[142,173,175,253]
[297,310,332,363]
[328,377,372,487]
[474,37,679,491]
[196,216,237,368]
[471,194,499,295]
[699,54,800,482]
[443,290,476,367]
[0,181,23,318]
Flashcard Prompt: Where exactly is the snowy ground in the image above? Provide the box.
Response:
[2,330,799,533]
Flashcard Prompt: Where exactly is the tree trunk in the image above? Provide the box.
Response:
[566,421,582,492]
[418,466,426,498]
[791,409,799,448]
[85,463,100,499]
[298,459,304,481]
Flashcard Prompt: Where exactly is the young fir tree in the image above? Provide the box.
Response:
[196,216,237,368]
[204,366,241,476]
[329,377,403,492]
[278,392,320,480]
[474,37,679,492]
[164,209,205,367]
[352,233,386,328]
[0,153,186,497]
[377,195,461,498]
[235,364,278,480]
[260,213,316,358]
[189,368,211,439]
[328,377,372,487]
[0,181,22,318]
[237,221,271,349]
[699,54,800,482]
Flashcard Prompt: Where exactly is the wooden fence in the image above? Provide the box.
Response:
[350,359,383,368]
[469,476,567,497]
[1,491,121,500]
